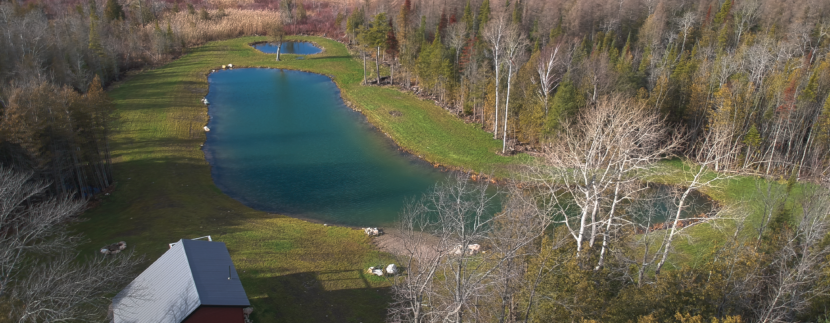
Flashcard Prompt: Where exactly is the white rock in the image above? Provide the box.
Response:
[100,248,109,254]
[385,264,397,275]
[228,64,234,68]
[372,268,384,276]
[204,126,210,132]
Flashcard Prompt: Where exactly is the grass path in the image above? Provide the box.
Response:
[75,36,521,322]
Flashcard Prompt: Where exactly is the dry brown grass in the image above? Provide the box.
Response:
[160,9,281,47]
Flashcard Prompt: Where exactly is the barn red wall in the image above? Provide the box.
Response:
[183,306,244,323]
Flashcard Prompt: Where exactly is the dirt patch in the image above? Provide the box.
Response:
[389,110,403,117]
[372,228,441,261]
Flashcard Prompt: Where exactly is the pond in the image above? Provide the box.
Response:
[626,185,716,226]
[253,41,322,55]
[203,68,448,226]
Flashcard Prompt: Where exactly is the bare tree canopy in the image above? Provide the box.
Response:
[0,168,142,322]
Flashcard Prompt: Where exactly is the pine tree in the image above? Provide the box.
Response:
[462,1,473,32]
[800,69,820,102]
[511,0,522,25]
[88,14,105,57]
[478,0,490,33]
[103,0,124,21]
[713,0,732,26]
[545,79,581,134]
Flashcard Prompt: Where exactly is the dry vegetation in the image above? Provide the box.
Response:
[161,9,281,47]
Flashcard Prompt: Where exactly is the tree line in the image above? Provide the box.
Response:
[345,0,830,181]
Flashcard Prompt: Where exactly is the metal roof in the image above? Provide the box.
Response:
[112,239,249,323]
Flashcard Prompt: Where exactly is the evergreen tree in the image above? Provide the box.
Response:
[478,0,490,33]
[713,0,732,25]
[103,0,124,21]
[545,78,581,134]
[462,1,473,33]
[511,0,522,25]
[88,14,105,58]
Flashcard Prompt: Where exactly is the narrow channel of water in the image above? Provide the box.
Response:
[203,68,448,226]
[253,41,322,55]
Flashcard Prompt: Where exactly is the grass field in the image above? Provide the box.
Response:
[74,36,521,322]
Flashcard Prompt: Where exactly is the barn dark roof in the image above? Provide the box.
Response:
[112,239,249,323]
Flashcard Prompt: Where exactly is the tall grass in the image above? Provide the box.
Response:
[160,9,281,47]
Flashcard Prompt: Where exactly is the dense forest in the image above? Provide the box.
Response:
[347,0,830,182]
[2,0,830,321]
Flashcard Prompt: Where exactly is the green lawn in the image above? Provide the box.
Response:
[75,36,521,322]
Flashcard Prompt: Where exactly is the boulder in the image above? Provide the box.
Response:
[385,264,397,275]
[363,227,380,236]
[452,243,482,255]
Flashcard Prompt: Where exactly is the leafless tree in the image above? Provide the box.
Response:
[753,188,830,322]
[524,94,683,269]
[533,43,563,117]
[675,11,697,60]
[734,0,761,44]
[12,250,142,322]
[446,22,467,65]
[0,168,142,322]
[501,23,529,154]
[655,122,741,274]
[483,15,508,140]
[0,168,84,298]
[388,172,549,323]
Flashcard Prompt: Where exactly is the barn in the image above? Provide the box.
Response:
[111,238,250,323]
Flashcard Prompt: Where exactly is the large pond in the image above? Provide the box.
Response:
[203,68,448,226]
[253,41,322,55]
[203,68,714,229]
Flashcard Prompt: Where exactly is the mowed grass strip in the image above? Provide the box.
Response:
[74,36,520,323]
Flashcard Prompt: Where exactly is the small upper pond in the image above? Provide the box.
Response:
[203,68,448,226]
[254,41,322,55]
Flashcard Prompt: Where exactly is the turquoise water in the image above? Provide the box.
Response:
[254,41,322,55]
[203,68,448,226]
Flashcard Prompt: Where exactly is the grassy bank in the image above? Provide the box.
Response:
[75,36,520,322]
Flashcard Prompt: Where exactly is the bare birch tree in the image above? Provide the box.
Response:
[655,122,741,274]
[533,43,563,117]
[674,11,696,60]
[525,94,683,269]
[483,15,508,140]
[501,23,528,154]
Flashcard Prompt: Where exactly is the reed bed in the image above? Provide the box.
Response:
[159,9,281,47]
